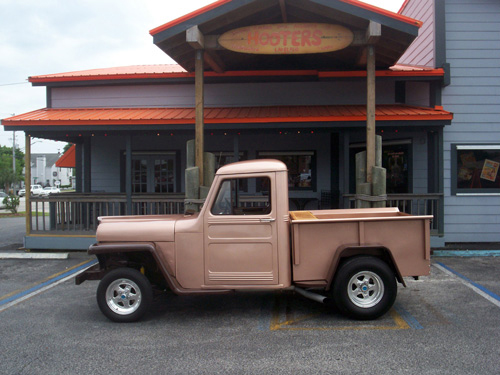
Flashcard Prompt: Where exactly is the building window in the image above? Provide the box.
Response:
[211,177,271,216]
[257,151,315,190]
[349,140,412,194]
[452,145,500,195]
[210,151,247,170]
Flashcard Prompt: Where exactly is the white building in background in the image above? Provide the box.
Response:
[29,153,73,188]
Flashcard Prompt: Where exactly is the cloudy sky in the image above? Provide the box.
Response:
[0,0,404,154]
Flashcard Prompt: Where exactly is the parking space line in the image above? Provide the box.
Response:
[434,262,500,309]
[269,296,412,331]
[394,304,423,329]
[0,259,97,313]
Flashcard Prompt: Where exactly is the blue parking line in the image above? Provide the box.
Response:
[0,259,97,307]
[394,304,423,330]
[436,262,500,303]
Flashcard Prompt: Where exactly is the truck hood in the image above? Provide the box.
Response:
[96,214,184,243]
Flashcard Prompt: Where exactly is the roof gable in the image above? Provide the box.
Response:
[151,0,422,72]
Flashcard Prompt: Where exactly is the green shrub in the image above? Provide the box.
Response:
[3,195,20,214]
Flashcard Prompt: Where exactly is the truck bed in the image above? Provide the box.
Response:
[289,208,432,286]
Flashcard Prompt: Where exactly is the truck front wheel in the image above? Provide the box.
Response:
[332,256,397,320]
[96,268,152,323]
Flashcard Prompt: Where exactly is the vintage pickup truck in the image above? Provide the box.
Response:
[77,159,432,323]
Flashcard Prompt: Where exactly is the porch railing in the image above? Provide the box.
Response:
[29,193,185,234]
[343,193,444,236]
[28,192,444,237]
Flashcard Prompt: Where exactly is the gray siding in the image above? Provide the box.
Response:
[398,0,435,67]
[51,81,396,108]
[442,0,500,242]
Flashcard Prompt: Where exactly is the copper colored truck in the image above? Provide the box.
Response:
[77,159,432,322]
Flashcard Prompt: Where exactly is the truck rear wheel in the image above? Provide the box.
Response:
[332,256,397,320]
[96,268,152,323]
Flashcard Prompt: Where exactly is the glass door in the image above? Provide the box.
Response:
[132,154,176,193]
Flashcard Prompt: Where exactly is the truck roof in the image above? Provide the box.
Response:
[216,159,287,175]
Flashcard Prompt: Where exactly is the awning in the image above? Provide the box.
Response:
[2,105,453,127]
[55,144,75,168]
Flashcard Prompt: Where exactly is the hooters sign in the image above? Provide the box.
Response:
[218,23,354,55]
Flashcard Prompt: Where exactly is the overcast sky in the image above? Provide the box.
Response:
[0,0,404,154]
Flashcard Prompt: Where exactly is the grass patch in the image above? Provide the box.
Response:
[0,212,50,218]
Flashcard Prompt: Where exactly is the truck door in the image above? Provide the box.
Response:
[204,174,278,286]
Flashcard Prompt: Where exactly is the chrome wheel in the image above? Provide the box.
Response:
[347,271,384,309]
[97,268,152,322]
[332,256,397,320]
[106,278,142,315]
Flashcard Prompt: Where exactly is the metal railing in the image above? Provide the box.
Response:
[343,193,444,236]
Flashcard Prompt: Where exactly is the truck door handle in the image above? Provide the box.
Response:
[260,218,276,223]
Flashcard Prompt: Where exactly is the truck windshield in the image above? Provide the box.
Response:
[211,177,271,215]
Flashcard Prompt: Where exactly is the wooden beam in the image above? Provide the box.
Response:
[195,49,205,186]
[366,44,376,184]
[187,26,204,49]
[366,21,382,45]
[203,51,225,73]
[24,134,31,235]
[279,0,288,23]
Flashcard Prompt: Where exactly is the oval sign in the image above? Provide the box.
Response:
[218,23,354,55]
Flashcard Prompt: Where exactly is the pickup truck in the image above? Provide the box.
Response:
[77,159,432,323]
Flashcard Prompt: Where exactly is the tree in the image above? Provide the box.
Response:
[0,146,25,193]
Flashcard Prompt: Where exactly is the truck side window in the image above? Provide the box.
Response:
[211,177,271,215]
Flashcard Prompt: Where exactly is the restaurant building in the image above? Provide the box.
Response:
[2,0,467,250]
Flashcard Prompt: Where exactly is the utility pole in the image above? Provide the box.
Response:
[12,130,16,194]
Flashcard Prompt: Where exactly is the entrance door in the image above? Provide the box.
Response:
[131,153,176,193]
[204,175,279,286]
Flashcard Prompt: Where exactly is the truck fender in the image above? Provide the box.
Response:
[83,242,232,296]
[325,245,406,290]
[76,242,167,286]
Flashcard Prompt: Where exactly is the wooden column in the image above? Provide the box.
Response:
[366,44,376,183]
[125,134,132,215]
[195,49,205,186]
[24,134,31,235]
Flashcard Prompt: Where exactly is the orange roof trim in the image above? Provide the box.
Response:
[3,105,453,127]
[29,65,443,84]
[55,144,76,168]
[150,0,421,37]
[150,0,232,35]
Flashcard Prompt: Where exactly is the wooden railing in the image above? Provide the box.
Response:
[29,193,185,234]
[343,193,444,236]
[28,192,444,237]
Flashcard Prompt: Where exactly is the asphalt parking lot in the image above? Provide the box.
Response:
[1,252,500,374]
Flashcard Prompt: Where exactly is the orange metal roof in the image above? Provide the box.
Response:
[3,105,453,127]
[55,144,75,168]
[28,65,444,84]
[150,0,422,36]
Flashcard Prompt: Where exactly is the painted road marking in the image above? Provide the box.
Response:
[434,262,500,309]
[0,259,98,313]
[267,295,421,331]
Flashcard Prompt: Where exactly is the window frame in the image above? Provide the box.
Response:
[210,176,273,216]
[451,144,500,196]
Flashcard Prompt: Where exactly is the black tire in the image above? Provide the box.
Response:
[332,256,397,320]
[96,267,153,323]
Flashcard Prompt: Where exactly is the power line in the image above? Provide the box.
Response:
[0,81,29,87]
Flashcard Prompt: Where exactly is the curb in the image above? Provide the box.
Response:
[432,250,500,257]
[0,252,69,260]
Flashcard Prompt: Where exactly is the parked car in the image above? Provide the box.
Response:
[0,191,8,209]
[41,186,61,196]
[18,185,44,197]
